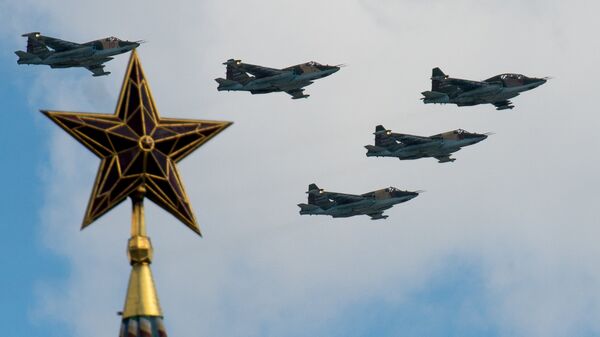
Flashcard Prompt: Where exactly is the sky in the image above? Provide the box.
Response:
[1,0,600,336]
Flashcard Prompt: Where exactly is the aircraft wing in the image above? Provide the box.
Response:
[394,134,431,145]
[449,78,486,91]
[434,155,456,163]
[367,212,388,220]
[85,63,110,77]
[240,63,284,78]
[492,100,514,110]
[324,192,365,205]
[285,88,309,99]
[38,35,82,52]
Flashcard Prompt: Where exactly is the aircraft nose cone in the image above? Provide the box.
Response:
[323,66,340,76]
[406,191,419,199]
[529,77,547,88]
[408,192,420,201]
[473,134,487,144]
[121,41,140,50]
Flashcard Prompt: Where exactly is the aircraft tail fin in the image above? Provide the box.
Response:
[431,67,448,91]
[308,183,320,193]
[432,67,446,79]
[306,183,332,208]
[21,32,50,57]
[373,125,396,147]
[224,59,251,83]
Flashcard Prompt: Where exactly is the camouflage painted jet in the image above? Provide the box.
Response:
[215,59,341,99]
[15,32,141,76]
[421,67,548,110]
[365,125,489,163]
[298,184,419,220]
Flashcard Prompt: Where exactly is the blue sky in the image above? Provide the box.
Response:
[2,1,600,337]
[0,38,68,337]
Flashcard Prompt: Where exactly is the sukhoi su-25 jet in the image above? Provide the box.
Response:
[215,59,341,99]
[421,67,548,110]
[298,184,419,220]
[15,32,141,76]
[365,125,490,163]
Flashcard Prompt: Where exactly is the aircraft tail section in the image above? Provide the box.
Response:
[421,91,450,104]
[306,183,332,209]
[224,59,251,83]
[431,67,447,91]
[432,67,446,79]
[22,32,51,58]
[15,50,41,64]
[364,145,388,157]
[215,78,243,91]
[373,125,396,147]
[298,203,320,214]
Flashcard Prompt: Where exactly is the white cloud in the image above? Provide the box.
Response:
[10,0,600,336]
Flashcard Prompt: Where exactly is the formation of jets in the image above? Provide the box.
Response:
[15,32,549,221]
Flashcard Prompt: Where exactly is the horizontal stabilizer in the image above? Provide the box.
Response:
[365,145,385,152]
[215,78,237,85]
[421,91,446,99]
[15,50,39,64]
[215,78,243,91]
[298,203,320,213]
[421,91,450,103]
[15,50,32,58]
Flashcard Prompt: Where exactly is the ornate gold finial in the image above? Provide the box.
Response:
[122,186,161,318]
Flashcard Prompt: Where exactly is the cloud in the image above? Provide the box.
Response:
[12,0,600,336]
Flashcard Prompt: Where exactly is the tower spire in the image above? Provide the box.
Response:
[119,186,167,336]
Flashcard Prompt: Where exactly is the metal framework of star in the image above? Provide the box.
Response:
[42,50,232,235]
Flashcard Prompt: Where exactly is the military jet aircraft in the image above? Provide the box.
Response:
[365,125,489,163]
[298,184,419,220]
[215,59,341,99]
[421,67,548,110]
[15,32,141,76]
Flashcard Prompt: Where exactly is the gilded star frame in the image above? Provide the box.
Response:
[42,50,232,235]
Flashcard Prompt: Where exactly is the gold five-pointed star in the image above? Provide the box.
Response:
[42,50,231,235]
